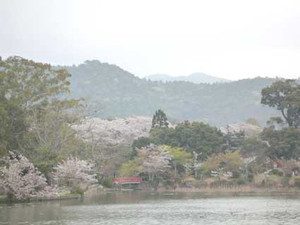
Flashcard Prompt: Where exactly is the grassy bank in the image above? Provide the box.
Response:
[154,186,300,196]
[0,195,8,203]
[0,192,81,204]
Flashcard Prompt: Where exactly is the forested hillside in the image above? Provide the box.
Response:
[64,60,278,126]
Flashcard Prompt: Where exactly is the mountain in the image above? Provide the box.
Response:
[63,60,279,126]
[146,73,230,84]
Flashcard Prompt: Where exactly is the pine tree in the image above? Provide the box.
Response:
[151,109,169,128]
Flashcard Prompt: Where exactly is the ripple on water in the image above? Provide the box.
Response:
[58,197,300,225]
[1,196,300,225]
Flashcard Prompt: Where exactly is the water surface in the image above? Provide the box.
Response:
[1,192,300,225]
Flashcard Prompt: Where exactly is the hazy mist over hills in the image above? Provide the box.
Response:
[146,73,230,84]
[62,60,279,126]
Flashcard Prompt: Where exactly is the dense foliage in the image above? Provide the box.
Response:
[261,79,300,128]
[134,121,224,159]
[261,79,300,160]
[1,56,300,199]
[0,57,81,167]
[261,127,300,159]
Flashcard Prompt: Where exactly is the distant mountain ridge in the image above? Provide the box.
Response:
[62,60,279,126]
[146,73,230,84]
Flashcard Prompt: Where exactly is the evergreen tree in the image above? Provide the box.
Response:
[151,109,169,128]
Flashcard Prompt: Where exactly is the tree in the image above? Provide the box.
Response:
[119,144,172,188]
[274,159,300,177]
[74,116,151,148]
[23,99,83,175]
[261,79,300,128]
[52,157,97,193]
[201,151,242,176]
[201,153,223,173]
[131,137,152,158]
[163,145,192,178]
[170,121,224,158]
[143,121,223,159]
[148,127,174,145]
[261,79,300,160]
[241,136,268,158]
[222,151,243,172]
[152,109,169,128]
[0,97,26,156]
[261,127,300,160]
[139,145,171,182]
[222,126,245,150]
[0,152,56,200]
[0,56,81,171]
[119,157,143,176]
[74,116,151,174]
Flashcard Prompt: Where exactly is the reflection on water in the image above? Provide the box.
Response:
[1,192,300,225]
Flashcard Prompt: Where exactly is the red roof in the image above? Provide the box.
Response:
[113,177,142,184]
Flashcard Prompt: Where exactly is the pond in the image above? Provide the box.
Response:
[1,192,300,225]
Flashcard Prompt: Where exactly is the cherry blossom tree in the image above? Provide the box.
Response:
[120,144,172,181]
[73,116,152,147]
[142,149,171,181]
[73,116,154,178]
[0,152,56,200]
[52,157,97,193]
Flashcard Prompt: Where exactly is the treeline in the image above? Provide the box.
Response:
[0,56,300,200]
[123,80,300,189]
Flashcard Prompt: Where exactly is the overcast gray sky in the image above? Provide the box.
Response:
[1,0,300,80]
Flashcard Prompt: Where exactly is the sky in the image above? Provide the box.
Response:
[1,0,300,80]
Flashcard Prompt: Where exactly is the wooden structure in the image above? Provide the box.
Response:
[113,176,142,190]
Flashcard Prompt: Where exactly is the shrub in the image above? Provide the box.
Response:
[294,177,300,188]
[247,173,254,182]
[100,177,114,188]
[281,177,290,187]
[185,180,208,189]
[237,177,247,185]
[232,171,241,179]
[74,184,85,195]
[270,168,284,176]
[266,175,282,187]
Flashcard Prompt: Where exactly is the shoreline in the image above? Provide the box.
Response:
[155,188,300,197]
[101,187,300,198]
[0,193,82,204]
[1,187,300,204]
[155,187,300,193]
